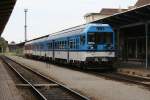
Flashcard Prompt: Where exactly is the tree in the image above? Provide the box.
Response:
[0,37,8,53]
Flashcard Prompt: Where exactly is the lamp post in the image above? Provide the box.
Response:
[24,9,28,42]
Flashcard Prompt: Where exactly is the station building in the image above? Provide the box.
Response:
[85,0,150,68]
[84,8,127,23]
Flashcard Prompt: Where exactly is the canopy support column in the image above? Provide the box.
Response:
[116,28,120,58]
[145,23,148,69]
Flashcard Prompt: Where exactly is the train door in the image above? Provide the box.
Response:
[52,40,55,61]
[67,37,69,63]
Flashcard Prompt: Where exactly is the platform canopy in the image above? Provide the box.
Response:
[0,0,16,36]
[93,4,150,29]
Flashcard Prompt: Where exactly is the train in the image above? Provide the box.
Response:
[24,23,116,69]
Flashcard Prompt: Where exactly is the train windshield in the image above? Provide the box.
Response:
[88,32,113,44]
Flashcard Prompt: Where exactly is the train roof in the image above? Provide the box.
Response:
[25,36,48,45]
[25,23,110,45]
[48,23,109,40]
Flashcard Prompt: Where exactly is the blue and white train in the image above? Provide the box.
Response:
[24,23,116,69]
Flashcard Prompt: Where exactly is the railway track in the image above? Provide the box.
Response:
[54,60,150,88]
[90,71,150,88]
[10,56,150,88]
[1,56,89,100]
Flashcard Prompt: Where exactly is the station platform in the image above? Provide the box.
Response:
[116,61,150,79]
[0,60,23,100]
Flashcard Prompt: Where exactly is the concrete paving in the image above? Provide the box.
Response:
[117,67,150,79]
[0,59,23,100]
[8,55,150,100]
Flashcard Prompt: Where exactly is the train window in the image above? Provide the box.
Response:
[39,45,41,50]
[62,41,63,49]
[77,38,79,49]
[64,41,65,49]
[51,43,52,49]
[88,32,113,44]
[56,42,57,49]
[64,41,67,45]
[35,45,38,50]
[57,42,59,49]
[74,39,76,49]
[60,41,61,49]
[40,44,43,49]
[72,40,74,49]
[64,41,66,49]
[51,43,53,49]
[55,42,57,49]
[38,45,40,50]
[75,39,77,49]
[62,41,65,49]
[88,33,96,44]
[35,45,37,50]
[60,41,62,49]
[69,40,73,49]
[59,41,61,49]
[76,38,79,49]
[65,41,67,49]
[47,43,52,50]
[80,35,85,45]
[36,45,38,50]
[54,42,56,49]
[61,41,63,49]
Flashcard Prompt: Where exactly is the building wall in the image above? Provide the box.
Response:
[84,14,109,23]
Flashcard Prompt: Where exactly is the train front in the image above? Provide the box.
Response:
[85,24,116,67]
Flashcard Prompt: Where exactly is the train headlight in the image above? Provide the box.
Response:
[90,46,94,49]
[95,58,99,62]
[88,45,94,49]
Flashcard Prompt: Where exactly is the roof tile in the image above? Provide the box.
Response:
[135,0,150,7]
[100,8,127,15]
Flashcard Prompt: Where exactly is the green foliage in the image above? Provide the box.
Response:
[0,37,8,52]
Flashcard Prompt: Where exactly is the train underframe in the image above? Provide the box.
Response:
[25,53,116,70]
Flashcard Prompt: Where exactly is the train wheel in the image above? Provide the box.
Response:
[81,66,87,70]
[80,62,87,70]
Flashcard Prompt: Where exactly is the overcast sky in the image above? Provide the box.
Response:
[2,0,137,43]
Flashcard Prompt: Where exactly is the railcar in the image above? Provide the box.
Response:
[24,37,48,58]
[24,23,116,69]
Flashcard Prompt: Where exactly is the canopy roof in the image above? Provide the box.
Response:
[93,4,150,29]
[0,0,16,35]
